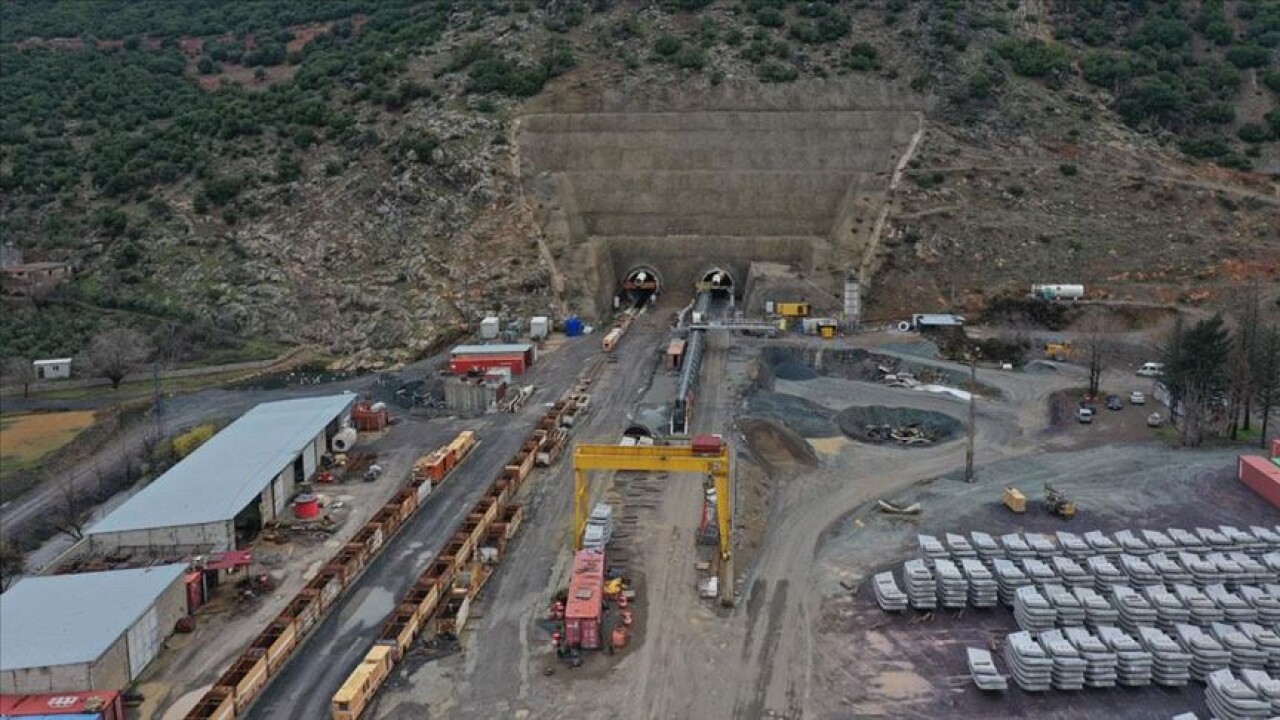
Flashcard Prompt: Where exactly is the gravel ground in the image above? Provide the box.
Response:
[744,391,840,437]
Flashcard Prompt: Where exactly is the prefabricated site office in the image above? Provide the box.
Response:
[85,394,355,556]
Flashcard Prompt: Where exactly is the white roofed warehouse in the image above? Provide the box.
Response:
[85,394,356,557]
[0,564,188,693]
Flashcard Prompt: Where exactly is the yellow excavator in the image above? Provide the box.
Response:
[1044,341,1080,361]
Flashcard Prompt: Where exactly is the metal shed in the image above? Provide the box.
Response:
[0,565,188,694]
[85,394,355,556]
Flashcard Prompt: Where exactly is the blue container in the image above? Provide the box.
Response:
[564,316,584,337]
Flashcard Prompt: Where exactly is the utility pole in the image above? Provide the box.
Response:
[965,349,977,483]
[152,361,164,438]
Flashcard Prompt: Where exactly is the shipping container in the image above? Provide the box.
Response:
[1272,437,1280,459]
[181,687,234,720]
[565,551,605,650]
[331,646,393,720]
[448,354,528,375]
[479,316,500,340]
[776,302,810,318]
[215,649,268,713]
[1,691,124,720]
[530,316,550,340]
[1239,455,1280,509]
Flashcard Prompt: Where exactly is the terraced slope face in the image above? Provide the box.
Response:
[517,110,920,317]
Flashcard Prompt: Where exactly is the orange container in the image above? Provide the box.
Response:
[1239,455,1280,509]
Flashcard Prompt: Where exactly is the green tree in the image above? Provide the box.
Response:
[1163,314,1232,445]
[1254,325,1280,448]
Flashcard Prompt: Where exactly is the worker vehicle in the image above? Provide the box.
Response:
[1147,412,1164,427]
[1002,486,1027,513]
[775,302,811,318]
[1044,341,1079,361]
[1137,362,1165,377]
[1076,407,1094,424]
[1031,284,1085,301]
[1105,395,1123,411]
[1044,484,1077,519]
[1129,391,1146,405]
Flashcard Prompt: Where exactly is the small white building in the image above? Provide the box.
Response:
[32,358,72,380]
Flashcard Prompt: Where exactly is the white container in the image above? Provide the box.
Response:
[479,316,500,339]
[530,316,550,340]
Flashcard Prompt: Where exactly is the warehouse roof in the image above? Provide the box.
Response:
[451,343,532,355]
[0,564,187,671]
[88,394,354,535]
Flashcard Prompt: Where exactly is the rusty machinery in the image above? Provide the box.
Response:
[572,437,733,605]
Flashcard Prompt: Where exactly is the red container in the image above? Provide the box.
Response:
[449,354,527,375]
[1,690,123,719]
[185,571,205,612]
[565,551,604,650]
[692,434,724,455]
[1239,455,1280,509]
[1271,437,1280,459]
[294,493,320,519]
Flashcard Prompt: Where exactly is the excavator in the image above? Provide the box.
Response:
[1044,341,1080,361]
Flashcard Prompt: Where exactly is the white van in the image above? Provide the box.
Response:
[1136,362,1165,377]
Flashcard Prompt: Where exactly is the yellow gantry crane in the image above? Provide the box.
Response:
[572,437,734,606]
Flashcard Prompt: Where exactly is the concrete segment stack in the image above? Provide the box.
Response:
[1237,622,1280,674]
[1096,625,1154,686]
[918,534,947,562]
[970,532,1003,566]
[1207,553,1247,587]
[1210,622,1267,671]
[1114,586,1159,634]
[874,571,909,612]
[1051,556,1091,589]
[1198,527,1235,552]
[1044,583,1086,626]
[1222,526,1263,556]
[1084,530,1121,557]
[903,559,937,610]
[1143,585,1191,631]
[1039,629,1089,690]
[1170,528,1207,552]
[1137,626,1193,686]
[1142,529,1179,552]
[994,559,1032,607]
[1176,584,1226,626]
[1228,553,1268,585]
[1150,552,1193,584]
[1238,669,1280,716]
[1013,586,1056,632]
[1004,631,1054,691]
[1115,529,1154,556]
[1073,587,1120,629]
[1026,533,1058,559]
[1056,531,1091,558]
[1001,533,1034,560]
[1063,627,1119,687]
[1239,586,1280,624]
[1205,669,1273,720]
[1259,553,1280,582]
[945,533,977,560]
[1179,552,1220,588]
[1022,558,1058,590]
[1088,556,1125,594]
[1121,554,1162,588]
[967,647,1009,691]
[1174,623,1231,681]
[1207,584,1258,624]
[960,558,998,608]
[934,559,968,609]
[1250,526,1280,552]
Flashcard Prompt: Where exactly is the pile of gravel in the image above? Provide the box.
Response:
[744,392,839,437]
[773,359,818,381]
[834,405,965,446]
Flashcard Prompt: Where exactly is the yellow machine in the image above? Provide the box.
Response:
[572,438,734,605]
[776,302,811,318]
[1044,484,1077,519]
[1002,486,1026,513]
[1044,341,1079,361]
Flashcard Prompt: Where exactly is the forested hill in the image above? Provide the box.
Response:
[1,0,1277,363]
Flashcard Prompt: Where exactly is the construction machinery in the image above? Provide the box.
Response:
[1043,484,1077,519]
[572,435,733,605]
[1044,341,1080,361]
[1002,486,1027,513]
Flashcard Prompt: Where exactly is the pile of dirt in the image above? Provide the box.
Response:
[737,417,819,468]
[773,359,819,381]
[834,405,964,447]
[744,392,840,437]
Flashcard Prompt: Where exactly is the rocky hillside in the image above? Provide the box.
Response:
[1,0,1277,363]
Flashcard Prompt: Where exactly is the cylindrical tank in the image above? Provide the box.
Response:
[1031,284,1085,301]
[331,427,358,452]
[294,493,320,519]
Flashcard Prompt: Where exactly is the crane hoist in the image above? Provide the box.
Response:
[572,435,734,606]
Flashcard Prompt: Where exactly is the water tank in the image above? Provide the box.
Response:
[530,316,550,340]
[1031,284,1085,301]
[479,316,501,340]
[565,316,584,337]
[331,427,358,453]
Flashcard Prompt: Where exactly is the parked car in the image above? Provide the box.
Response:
[1147,412,1164,427]
[1077,407,1095,424]
[1105,395,1123,411]
[1137,362,1165,377]
[1129,391,1146,405]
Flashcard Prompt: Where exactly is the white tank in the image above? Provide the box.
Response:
[331,427,358,453]
[1032,284,1085,301]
